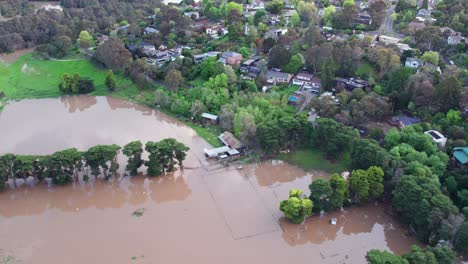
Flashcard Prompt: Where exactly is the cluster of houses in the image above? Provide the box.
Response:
[204,131,245,160]
[128,43,186,67]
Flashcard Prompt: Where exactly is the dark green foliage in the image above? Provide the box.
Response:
[455,222,468,253]
[58,73,95,94]
[105,70,117,91]
[309,178,333,212]
[367,249,409,264]
[123,141,144,176]
[351,139,388,169]
[145,139,189,177]
[83,144,121,179]
[314,118,358,159]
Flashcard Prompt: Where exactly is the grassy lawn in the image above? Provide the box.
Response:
[355,62,377,80]
[0,53,222,147]
[0,53,139,100]
[278,148,351,174]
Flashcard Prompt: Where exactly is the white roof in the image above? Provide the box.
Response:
[204,146,231,157]
[202,113,218,120]
[227,149,240,155]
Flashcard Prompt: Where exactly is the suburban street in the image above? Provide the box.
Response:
[379,4,404,38]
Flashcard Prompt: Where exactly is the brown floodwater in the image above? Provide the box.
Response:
[0,96,420,264]
[0,48,34,64]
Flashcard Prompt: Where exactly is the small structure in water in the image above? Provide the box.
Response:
[204,131,245,160]
[330,218,337,225]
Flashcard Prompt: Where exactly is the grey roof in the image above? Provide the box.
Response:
[222,51,241,58]
[144,27,159,33]
[267,70,291,79]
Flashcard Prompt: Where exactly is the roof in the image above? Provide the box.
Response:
[202,113,218,120]
[267,70,291,79]
[453,147,468,165]
[144,27,159,33]
[222,51,242,58]
[294,72,313,80]
[396,116,421,126]
[204,146,231,158]
[218,131,244,149]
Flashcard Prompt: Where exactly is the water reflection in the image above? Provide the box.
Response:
[0,173,192,217]
[280,203,418,254]
[254,160,329,187]
[60,95,97,113]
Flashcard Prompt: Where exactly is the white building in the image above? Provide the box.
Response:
[405,57,423,69]
[424,130,447,147]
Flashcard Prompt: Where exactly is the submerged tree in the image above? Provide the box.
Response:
[280,189,313,224]
[123,141,144,176]
[83,144,121,180]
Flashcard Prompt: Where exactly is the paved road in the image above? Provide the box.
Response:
[379,4,404,38]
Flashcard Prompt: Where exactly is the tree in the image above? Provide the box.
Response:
[266,0,283,14]
[343,0,355,7]
[436,76,461,112]
[165,69,184,92]
[421,51,439,65]
[330,173,349,208]
[367,250,409,264]
[226,2,243,20]
[234,110,257,143]
[94,38,132,71]
[367,166,384,200]
[297,1,318,26]
[280,189,313,224]
[83,144,121,180]
[351,139,388,169]
[349,169,369,202]
[368,0,387,28]
[282,54,303,74]
[290,13,301,26]
[105,70,117,92]
[323,6,336,26]
[309,178,333,212]
[320,58,336,91]
[78,30,94,49]
[190,100,206,121]
[314,118,358,158]
[310,95,337,117]
[455,222,468,253]
[268,45,291,68]
[403,245,456,264]
[122,141,143,176]
[47,35,72,58]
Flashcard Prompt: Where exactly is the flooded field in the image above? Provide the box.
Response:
[0,96,419,264]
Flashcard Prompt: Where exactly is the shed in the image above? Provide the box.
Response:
[202,113,218,124]
[218,131,245,151]
[204,146,231,158]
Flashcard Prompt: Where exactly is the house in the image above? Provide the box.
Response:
[377,35,401,46]
[453,147,468,165]
[184,11,200,19]
[240,57,262,78]
[387,116,421,129]
[397,43,413,53]
[292,73,321,94]
[267,70,293,85]
[421,62,441,74]
[268,15,281,25]
[202,113,218,124]
[218,131,246,153]
[354,11,372,25]
[448,33,465,45]
[244,0,265,10]
[193,51,219,63]
[283,9,298,24]
[405,57,423,69]
[264,28,288,39]
[334,77,368,91]
[424,130,447,147]
[98,35,109,44]
[206,25,228,39]
[219,51,242,66]
[144,27,159,35]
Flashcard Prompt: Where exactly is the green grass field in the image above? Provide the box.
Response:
[279,148,351,173]
[0,53,140,100]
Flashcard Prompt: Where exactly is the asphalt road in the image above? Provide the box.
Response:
[379,4,405,38]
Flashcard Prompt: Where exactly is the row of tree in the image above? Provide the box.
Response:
[280,166,385,224]
[0,139,189,191]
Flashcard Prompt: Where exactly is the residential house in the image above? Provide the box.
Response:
[453,147,468,166]
[292,73,321,94]
[267,70,293,85]
[98,35,109,45]
[387,116,421,129]
[424,130,447,148]
[448,33,465,45]
[283,9,298,24]
[377,35,401,46]
[184,11,200,19]
[405,57,423,69]
[219,51,242,66]
[244,0,264,10]
[334,77,368,91]
[264,28,288,39]
[193,51,219,63]
[354,11,372,25]
[206,25,228,39]
[144,27,159,35]
[268,15,280,25]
